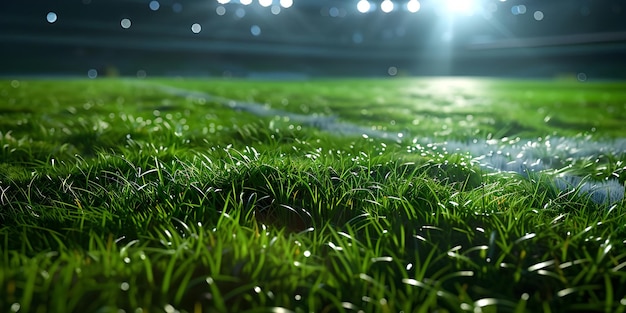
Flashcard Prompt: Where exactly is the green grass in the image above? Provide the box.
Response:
[1,77,626,313]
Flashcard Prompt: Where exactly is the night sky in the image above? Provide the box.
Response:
[1,0,625,78]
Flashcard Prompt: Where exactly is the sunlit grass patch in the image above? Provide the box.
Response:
[1,77,625,312]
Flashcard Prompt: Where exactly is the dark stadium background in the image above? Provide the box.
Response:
[1,0,625,78]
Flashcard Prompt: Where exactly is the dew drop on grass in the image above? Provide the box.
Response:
[327,242,342,251]
[371,256,393,263]
[475,298,500,308]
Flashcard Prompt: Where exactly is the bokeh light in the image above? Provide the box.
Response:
[534,11,544,21]
[235,7,246,18]
[511,5,527,15]
[240,0,252,5]
[120,18,131,29]
[251,25,261,36]
[357,0,371,13]
[216,6,226,15]
[87,69,98,78]
[259,0,272,8]
[191,23,202,33]
[280,0,293,9]
[172,3,182,13]
[217,0,231,4]
[46,12,58,23]
[381,0,394,13]
[329,7,339,17]
[407,0,421,13]
[149,1,160,11]
[271,5,281,15]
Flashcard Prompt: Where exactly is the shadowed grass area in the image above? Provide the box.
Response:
[1,77,625,313]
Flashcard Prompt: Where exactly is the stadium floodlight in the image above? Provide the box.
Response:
[259,0,272,8]
[407,0,420,13]
[443,0,476,15]
[357,0,371,13]
[279,0,292,8]
[381,0,394,13]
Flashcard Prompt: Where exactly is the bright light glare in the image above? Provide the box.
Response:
[240,0,252,4]
[279,0,292,8]
[259,0,272,7]
[407,0,420,13]
[357,0,370,13]
[381,0,393,13]
[444,0,475,15]
[217,0,230,3]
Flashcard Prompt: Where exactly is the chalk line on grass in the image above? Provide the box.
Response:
[435,137,626,205]
[136,81,625,205]
[144,82,403,140]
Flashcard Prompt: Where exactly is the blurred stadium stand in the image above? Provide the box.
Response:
[1,0,625,78]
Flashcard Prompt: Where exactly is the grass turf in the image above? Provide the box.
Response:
[1,77,626,312]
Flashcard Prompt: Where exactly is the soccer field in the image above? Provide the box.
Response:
[1,77,626,312]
